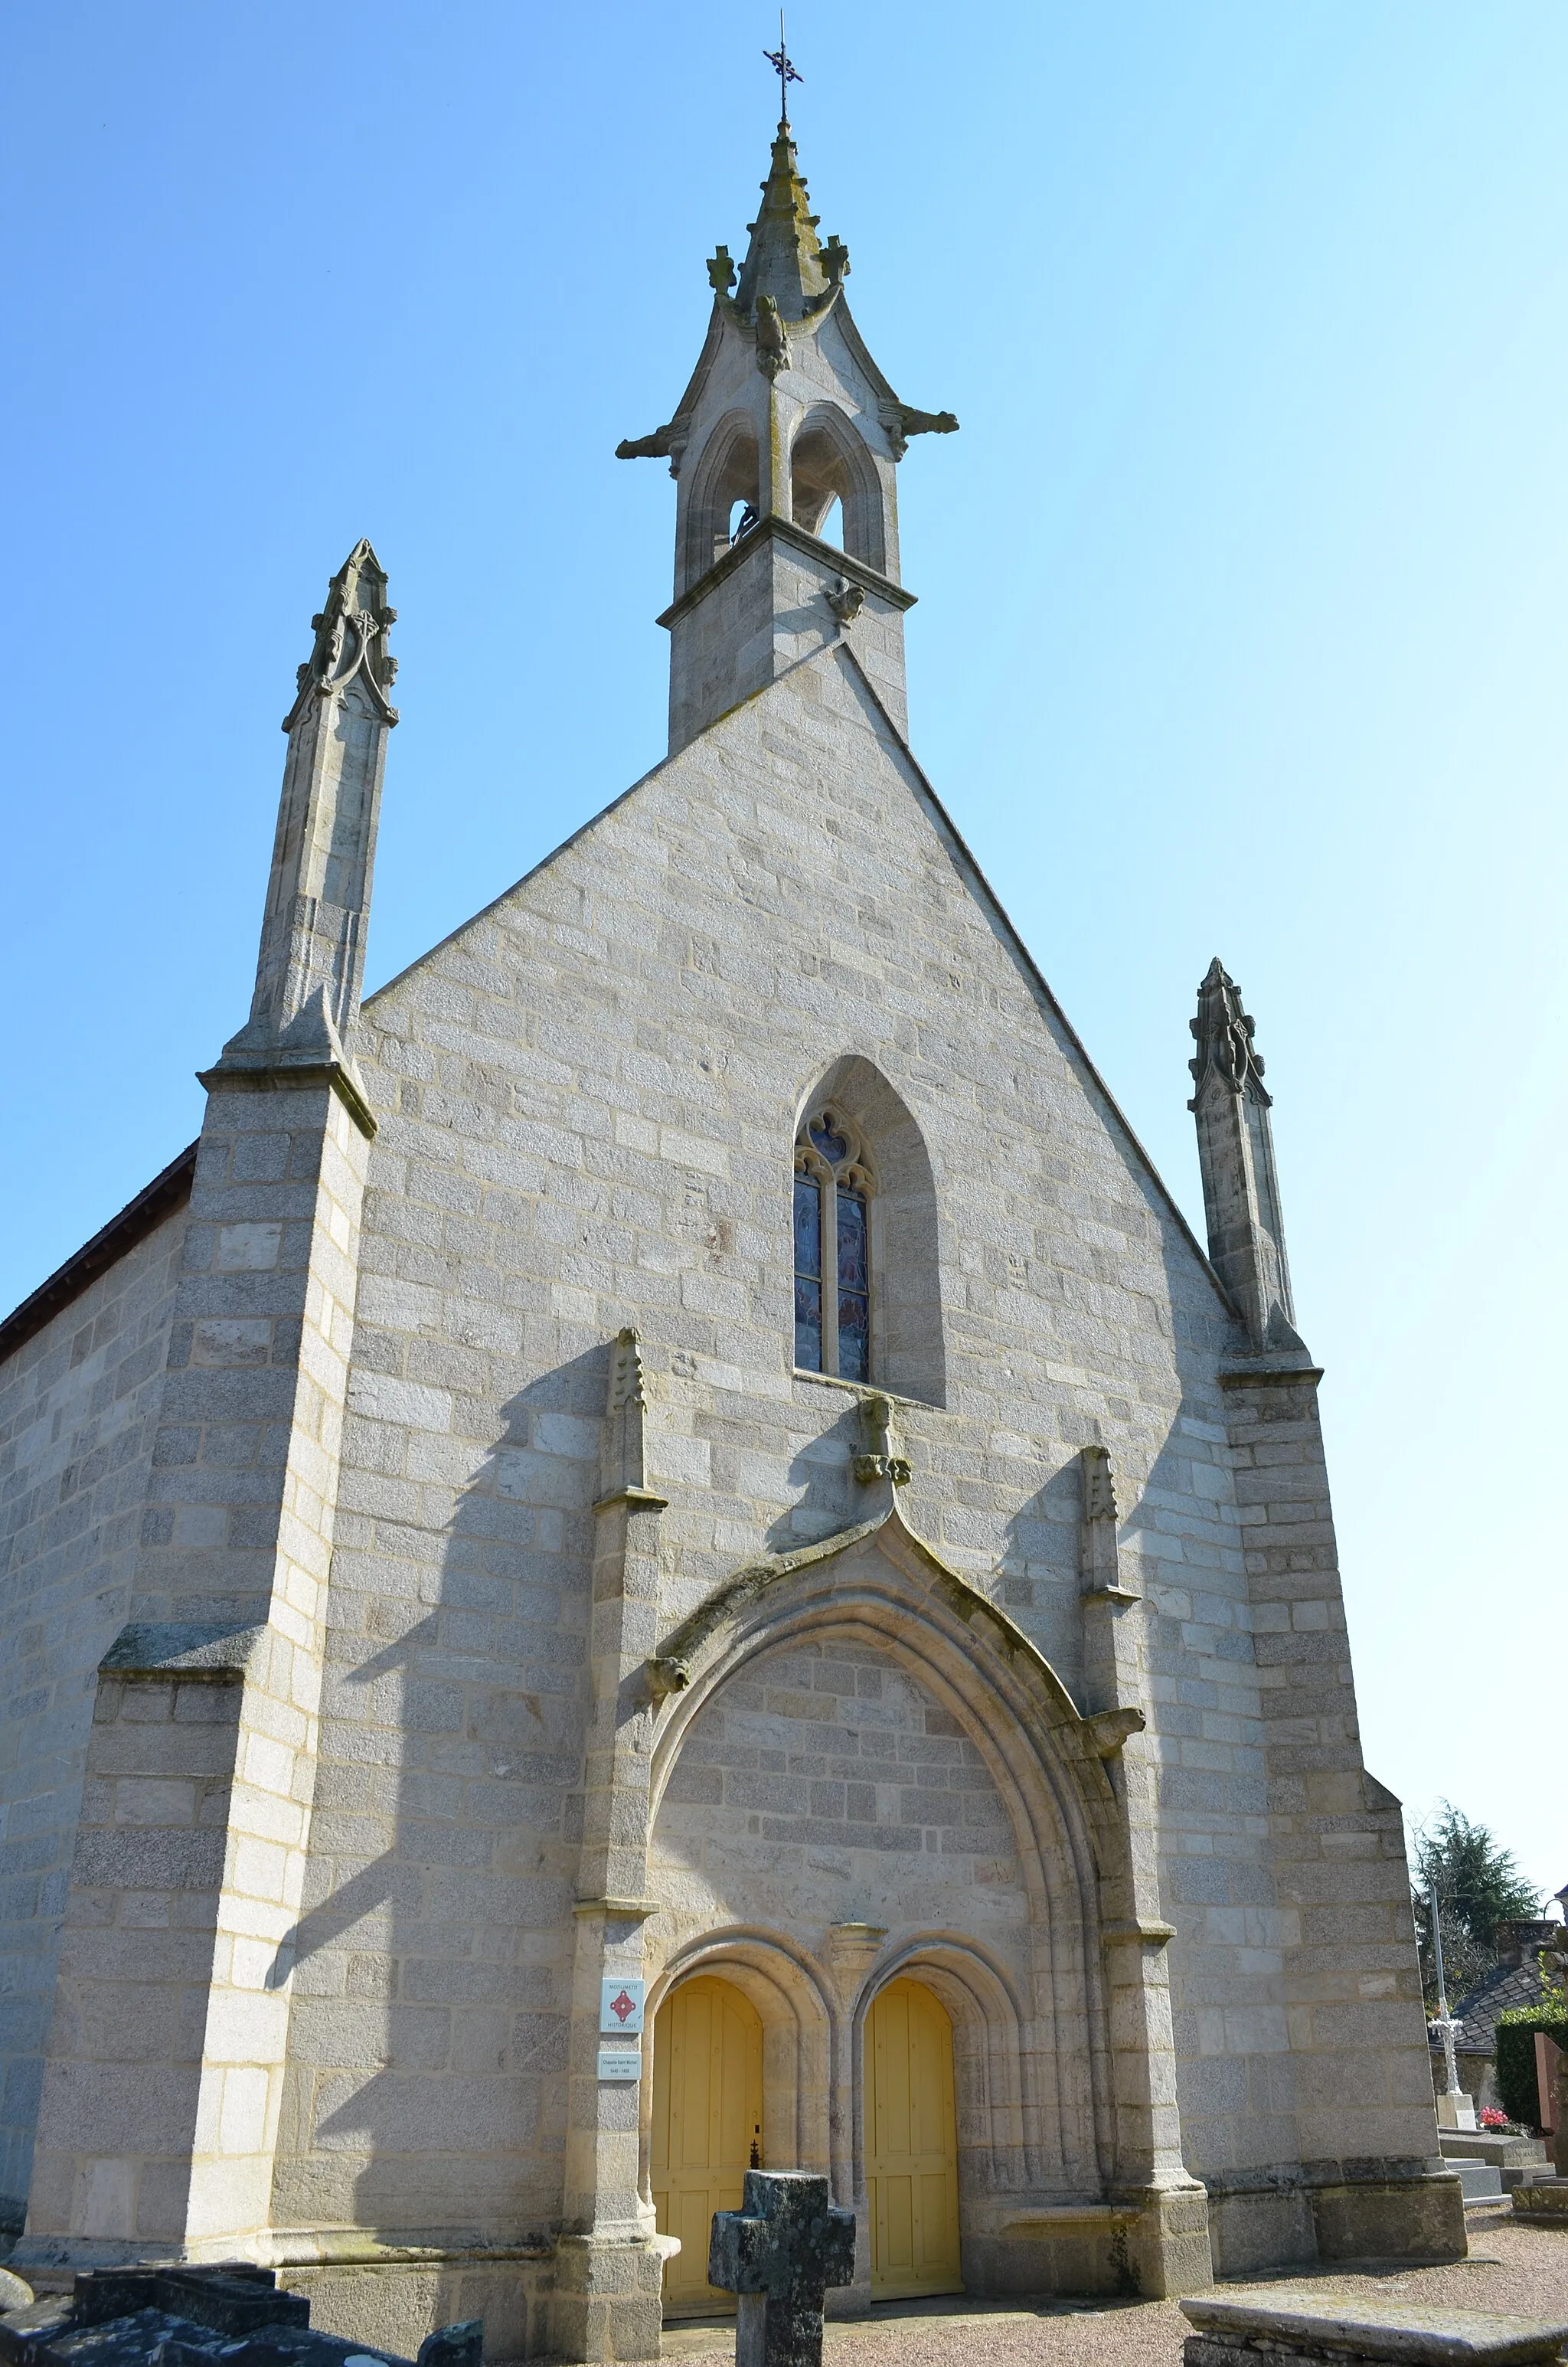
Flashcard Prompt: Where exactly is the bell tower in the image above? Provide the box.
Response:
[618,81,957,752]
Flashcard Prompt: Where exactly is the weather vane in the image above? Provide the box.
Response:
[763,11,802,126]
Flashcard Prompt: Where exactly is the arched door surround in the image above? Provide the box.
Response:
[646,1503,1147,2206]
[641,1930,835,2218]
[652,1975,764,2316]
[864,1978,962,2297]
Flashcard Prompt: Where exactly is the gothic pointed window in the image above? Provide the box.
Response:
[793,1106,873,1381]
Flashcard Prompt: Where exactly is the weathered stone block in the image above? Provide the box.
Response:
[710,2171,856,2367]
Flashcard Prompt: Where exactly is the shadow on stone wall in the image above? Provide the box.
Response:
[271,1345,611,2246]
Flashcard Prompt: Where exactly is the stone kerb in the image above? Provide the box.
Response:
[1181,2289,1568,2367]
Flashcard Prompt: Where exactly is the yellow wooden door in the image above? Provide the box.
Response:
[865,1978,962,2298]
[652,1976,764,2315]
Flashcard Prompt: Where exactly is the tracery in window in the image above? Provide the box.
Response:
[793,1105,873,1381]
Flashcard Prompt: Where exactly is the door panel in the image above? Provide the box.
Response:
[865,1979,962,2298]
[652,1975,764,2315]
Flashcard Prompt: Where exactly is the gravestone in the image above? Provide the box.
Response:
[0,2265,482,2367]
[1511,1981,1568,2221]
[1181,2289,1568,2367]
[1535,2032,1566,2165]
[709,2170,856,2367]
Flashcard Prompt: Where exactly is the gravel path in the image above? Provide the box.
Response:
[662,2208,1568,2367]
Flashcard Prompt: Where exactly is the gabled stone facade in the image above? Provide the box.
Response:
[0,104,1460,2365]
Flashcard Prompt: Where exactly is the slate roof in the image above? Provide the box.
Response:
[1442,1916,1568,2060]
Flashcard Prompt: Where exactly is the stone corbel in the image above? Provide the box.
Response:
[643,1656,688,1704]
[1085,1705,1146,1759]
[825,1921,887,2009]
[853,1393,911,1487]
[1100,1917,1177,1947]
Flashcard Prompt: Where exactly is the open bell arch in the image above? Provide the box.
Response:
[787,403,890,574]
[678,407,763,593]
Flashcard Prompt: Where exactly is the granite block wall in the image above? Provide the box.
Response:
[0,639,1443,2292]
[259,645,1422,2248]
[0,1204,187,2223]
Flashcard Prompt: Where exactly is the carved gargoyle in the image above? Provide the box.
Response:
[755,294,789,378]
[880,402,961,461]
[615,425,675,461]
[825,581,866,628]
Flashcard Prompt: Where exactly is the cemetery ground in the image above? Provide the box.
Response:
[662,2204,1568,2367]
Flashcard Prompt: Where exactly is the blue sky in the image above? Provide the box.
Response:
[4,3,1564,1901]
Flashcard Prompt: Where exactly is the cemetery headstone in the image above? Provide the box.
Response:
[709,2170,856,2367]
[0,2266,482,2367]
[1511,1944,1568,2220]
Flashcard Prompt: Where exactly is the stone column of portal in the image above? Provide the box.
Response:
[17,547,395,2272]
[549,1332,677,2365]
[1078,1447,1214,2300]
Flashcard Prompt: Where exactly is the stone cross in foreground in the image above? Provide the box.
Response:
[710,2170,856,2367]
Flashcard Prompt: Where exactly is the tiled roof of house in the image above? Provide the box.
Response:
[1451,1956,1556,2058]
[1434,1914,1568,2060]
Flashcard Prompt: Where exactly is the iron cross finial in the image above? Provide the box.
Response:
[763,11,802,126]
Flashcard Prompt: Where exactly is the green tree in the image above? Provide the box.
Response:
[1412,1803,1540,2009]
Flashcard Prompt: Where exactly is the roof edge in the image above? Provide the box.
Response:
[825,639,1240,1322]
[0,1140,198,1369]
[358,638,1237,1326]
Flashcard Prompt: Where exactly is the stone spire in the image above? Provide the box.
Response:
[733,119,840,320]
[210,540,397,1116]
[1187,958,1302,1353]
[616,115,956,754]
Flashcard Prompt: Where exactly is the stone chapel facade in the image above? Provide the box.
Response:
[0,112,1461,2362]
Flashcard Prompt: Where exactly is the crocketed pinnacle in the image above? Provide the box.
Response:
[734,120,830,320]
[1187,957,1269,1107]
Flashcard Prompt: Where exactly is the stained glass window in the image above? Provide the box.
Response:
[794,1107,873,1381]
[793,1172,823,1373]
[837,1188,869,1382]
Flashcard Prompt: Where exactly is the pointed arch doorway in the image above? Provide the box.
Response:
[865,1979,963,2299]
[652,1974,764,2315]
